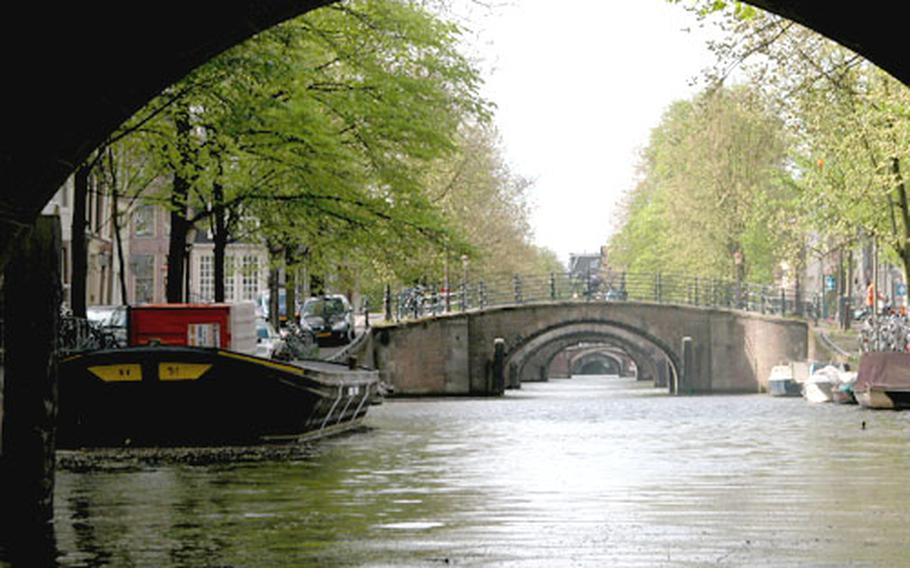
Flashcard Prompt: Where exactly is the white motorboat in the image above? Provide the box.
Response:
[804,365,841,403]
[767,364,801,397]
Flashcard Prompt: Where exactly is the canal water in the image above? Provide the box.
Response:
[50,376,910,567]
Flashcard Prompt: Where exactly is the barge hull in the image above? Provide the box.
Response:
[58,346,377,447]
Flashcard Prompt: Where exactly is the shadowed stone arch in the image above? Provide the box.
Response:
[513,332,657,386]
[524,334,656,385]
[504,321,680,391]
[564,345,637,378]
[2,2,905,254]
[3,1,336,261]
[541,336,655,384]
[571,351,623,376]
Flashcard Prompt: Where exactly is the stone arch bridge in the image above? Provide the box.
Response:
[367,301,808,396]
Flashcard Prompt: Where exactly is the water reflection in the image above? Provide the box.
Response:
[42,375,910,566]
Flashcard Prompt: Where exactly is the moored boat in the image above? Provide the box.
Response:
[767,364,801,397]
[854,352,910,410]
[831,372,858,404]
[804,366,842,403]
[58,345,379,447]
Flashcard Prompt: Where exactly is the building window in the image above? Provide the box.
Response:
[199,254,214,302]
[133,205,155,237]
[92,186,105,235]
[241,255,259,301]
[224,255,235,302]
[131,254,155,304]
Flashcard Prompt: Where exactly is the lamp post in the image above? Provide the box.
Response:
[461,254,469,311]
[184,226,197,303]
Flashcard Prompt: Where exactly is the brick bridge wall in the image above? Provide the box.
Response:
[369,301,808,396]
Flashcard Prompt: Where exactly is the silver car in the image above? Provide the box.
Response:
[255,318,289,360]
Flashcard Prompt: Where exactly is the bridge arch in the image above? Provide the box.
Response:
[503,320,679,390]
[523,332,653,384]
[570,350,626,376]
[372,301,807,395]
[543,336,652,383]
[567,345,636,377]
[2,2,900,248]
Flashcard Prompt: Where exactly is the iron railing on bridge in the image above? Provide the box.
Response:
[382,271,820,323]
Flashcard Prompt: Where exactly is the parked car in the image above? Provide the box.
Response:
[255,317,289,360]
[255,288,299,325]
[85,305,128,347]
[302,294,355,346]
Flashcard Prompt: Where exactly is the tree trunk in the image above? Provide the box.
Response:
[285,248,297,324]
[70,164,89,317]
[165,110,192,303]
[107,148,128,305]
[892,157,910,288]
[213,195,228,302]
[268,243,283,329]
[213,181,227,303]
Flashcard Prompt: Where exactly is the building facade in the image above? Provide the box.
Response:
[43,176,269,309]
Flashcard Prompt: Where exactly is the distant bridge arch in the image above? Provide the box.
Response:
[503,322,677,389]
[570,350,625,376]
[548,344,637,380]
[569,346,635,376]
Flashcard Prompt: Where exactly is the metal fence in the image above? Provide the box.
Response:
[382,270,821,323]
[57,315,119,355]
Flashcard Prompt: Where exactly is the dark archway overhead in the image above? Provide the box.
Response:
[0,2,901,257]
[1,1,330,258]
[746,1,910,85]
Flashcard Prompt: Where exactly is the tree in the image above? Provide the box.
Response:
[610,85,793,284]
[128,0,490,302]
[698,9,910,285]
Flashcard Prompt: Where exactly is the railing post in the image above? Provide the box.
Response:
[514,275,522,304]
[780,287,786,316]
[492,338,506,395]
[549,272,557,300]
[694,277,700,306]
[363,297,370,328]
[479,280,486,310]
[384,284,392,322]
[657,272,663,303]
[461,280,467,312]
[585,267,591,302]
[760,287,766,314]
[795,277,802,317]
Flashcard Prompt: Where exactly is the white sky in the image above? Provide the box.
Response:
[452,0,720,266]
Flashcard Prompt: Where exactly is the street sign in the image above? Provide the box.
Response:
[897,283,907,297]
[824,275,836,292]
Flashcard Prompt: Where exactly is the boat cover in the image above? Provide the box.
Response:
[855,352,910,392]
[806,366,842,385]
